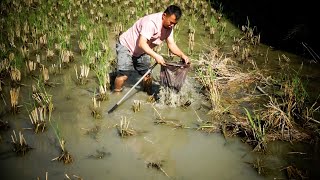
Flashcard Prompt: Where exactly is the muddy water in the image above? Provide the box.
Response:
[0,62,273,179]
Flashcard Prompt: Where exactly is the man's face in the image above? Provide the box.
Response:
[162,13,178,29]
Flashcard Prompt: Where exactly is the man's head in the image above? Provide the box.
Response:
[162,5,182,29]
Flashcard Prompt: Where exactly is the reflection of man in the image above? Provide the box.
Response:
[114,5,190,94]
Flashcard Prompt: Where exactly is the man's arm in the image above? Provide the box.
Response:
[166,35,190,64]
[138,35,166,66]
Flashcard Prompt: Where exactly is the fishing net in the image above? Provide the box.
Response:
[160,61,190,92]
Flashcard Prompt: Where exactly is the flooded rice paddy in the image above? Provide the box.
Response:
[1,0,320,179]
[1,67,264,179]
[2,63,315,179]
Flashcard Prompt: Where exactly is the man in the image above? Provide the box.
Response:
[114,5,190,94]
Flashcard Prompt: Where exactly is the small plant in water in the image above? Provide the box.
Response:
[41,65,50,85]
[146,160,169,177]
[132,100,141,113]
[96,84,109,101]
[50,121,73,164]
[74,64,90,85]
[244,108,267,151]
[90,96,102,119]
[9,67,21,83]
[29,107,47,133]
[116,116,137,138]
[31,83,54,112]
[11,130,32,156]
[51,138,73,164]
[10,87,20,114]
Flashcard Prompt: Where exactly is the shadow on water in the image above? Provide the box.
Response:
[0,149,16,160]
[210,0,319,60]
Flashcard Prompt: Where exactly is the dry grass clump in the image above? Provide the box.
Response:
[218,116,268,151]
[262,97,294,133]
[240,18,261,46]
[10,87,20,114]
[29,106,48,133]
[26,60,38,75]
[260,67,317,141]
[90,96,102,119]
[199,48,242,78]
[74,64,90,85]
[96,84,109,101]
[132,100,141,113]
[50,121,73,164]
[194,43,319,152]
[31,84,54,111]
[196,47,248,118]
[265,128,311,142]
[11,130,32,156]
[10,67,21,83]
[116,116,137,138]
[30,83,54,137]
[52,139,73,164]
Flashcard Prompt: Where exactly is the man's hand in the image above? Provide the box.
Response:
[181,54,190,64]
[154,54,166,66]
[166,35,190,64]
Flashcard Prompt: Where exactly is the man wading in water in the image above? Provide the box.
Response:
[114,5,190,95]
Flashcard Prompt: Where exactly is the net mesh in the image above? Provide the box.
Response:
[160,62,190,92]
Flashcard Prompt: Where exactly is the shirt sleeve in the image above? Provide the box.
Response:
[140,20,156,40]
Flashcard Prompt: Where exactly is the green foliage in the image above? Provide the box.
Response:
[35,80,53,106]
[291,74,308,105]
[244,107,266,150]
[189,14,199,30]
[96,24,108,41]
[12,52,24,69]
[217,24,227,45]
[195,63,216,86]
[210,16,218,28]
[49,119,64,150]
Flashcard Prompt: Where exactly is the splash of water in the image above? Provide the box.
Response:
[157,78,197,108]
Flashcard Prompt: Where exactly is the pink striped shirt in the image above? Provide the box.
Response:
[119,12,173,57]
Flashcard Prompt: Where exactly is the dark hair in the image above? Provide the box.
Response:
[164,5,182,20]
